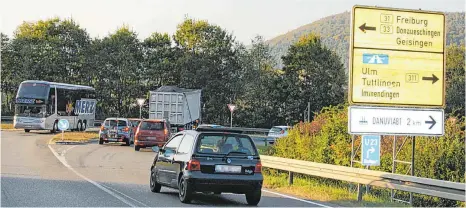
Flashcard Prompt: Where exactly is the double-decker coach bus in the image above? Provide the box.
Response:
[14,80,97,133]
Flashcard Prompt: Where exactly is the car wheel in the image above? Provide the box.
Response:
[150,168,162,193]
[24,129,30,133]
[135,145,140,151]
[125,138,130,146]
[99,138,103,145]
[178,176,193,203]
[245,188,261,206]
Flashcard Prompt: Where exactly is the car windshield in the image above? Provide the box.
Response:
[196,134,257,156]
[108,120,127,127]
[17,83,49,99]
[130,120,141,127]
[140,121,164,130]
[270,127,283,133]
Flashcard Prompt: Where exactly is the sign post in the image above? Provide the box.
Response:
[227,104,236,128]
[57,119,70,142]
[361,135,381,166]
[349,6,445,108]
[348,6,446,203]
[136,98,146,119]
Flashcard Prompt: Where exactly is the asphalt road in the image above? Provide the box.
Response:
[1,130,332,207]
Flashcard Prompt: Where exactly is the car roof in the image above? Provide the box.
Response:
[127,118,142,121]
[141,119,167,122]
[272,126,290,128]
[105,118,129,121]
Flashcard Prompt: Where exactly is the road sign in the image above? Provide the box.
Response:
[361,135,381,166]
[58,119,69,131]
[348,106,444,136]
[227,104,236,113]
[349,5,445,107]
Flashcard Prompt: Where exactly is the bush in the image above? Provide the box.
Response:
[269,103,465,207]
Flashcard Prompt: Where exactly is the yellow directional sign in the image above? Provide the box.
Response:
[349,5,445,107]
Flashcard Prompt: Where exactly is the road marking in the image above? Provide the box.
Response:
[47,139,138,207]
[262,189,332,207]
[100,183,149,207]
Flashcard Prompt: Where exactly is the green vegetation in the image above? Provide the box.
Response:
[1,123,15,130]
[269,104,465,207]
[50,132,99,143]
[263,169,407,207]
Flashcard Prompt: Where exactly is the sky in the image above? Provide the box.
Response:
[1,0,464,44]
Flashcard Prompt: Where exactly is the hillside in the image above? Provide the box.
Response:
[267,11,465,69]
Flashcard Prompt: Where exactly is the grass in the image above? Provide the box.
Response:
[263,169,407,207]
[51,132,99,143]
[1,123,16,130]
[257,146,272,155]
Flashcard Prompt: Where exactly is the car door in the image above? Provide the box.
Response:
[169,133,195,187]
[156,133,184,186]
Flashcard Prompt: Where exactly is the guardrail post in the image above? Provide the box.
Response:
[264,138,267,147]
[288,171,294,185]
[357,184,363,202]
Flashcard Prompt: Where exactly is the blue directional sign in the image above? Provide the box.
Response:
[58,119,70,131]
[361,135,381,166]
[362,53,389,64]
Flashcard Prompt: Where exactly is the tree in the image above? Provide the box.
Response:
[445,44,465,117]
[173,18,241,125]
[281,33,346,123]
[93,25,144,118]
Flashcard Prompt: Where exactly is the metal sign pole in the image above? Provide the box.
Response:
[230,111,233,128]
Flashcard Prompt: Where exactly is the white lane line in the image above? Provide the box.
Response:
[262,189,332,208]
[100,183,149,207]
[60,145,78,156]
[47,139,137,207]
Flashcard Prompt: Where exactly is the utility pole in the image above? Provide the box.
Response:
[136,98,145,119]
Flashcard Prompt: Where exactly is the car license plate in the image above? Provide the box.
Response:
[215,165,242,173]
[147,137,156,140]
[108,138,117,141]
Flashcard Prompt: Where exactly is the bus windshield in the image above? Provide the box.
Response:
[17,83,49,99]
[15,105,46,118]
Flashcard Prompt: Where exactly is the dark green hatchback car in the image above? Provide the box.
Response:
[149,127,263,205]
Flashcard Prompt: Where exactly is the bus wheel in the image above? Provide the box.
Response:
[82,122,87,131]
[78,121,83,131]
[51,122,58,134]
[25,129,30,133]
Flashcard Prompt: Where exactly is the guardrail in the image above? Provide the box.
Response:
[260,155,465,202]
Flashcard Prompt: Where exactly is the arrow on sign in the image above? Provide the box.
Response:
[422,74,439,84]
[425,116,437,129]
[359,23,376,33]
[366,146,375,159]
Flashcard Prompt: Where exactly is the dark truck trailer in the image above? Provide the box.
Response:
[148,86,201,133]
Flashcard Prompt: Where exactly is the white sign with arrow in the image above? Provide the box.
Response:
[349,106,444,136]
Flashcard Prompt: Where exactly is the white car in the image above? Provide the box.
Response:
[267,126,291,143]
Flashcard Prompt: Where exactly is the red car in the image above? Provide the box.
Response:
[128,118,142,144]
[134,119,171,151]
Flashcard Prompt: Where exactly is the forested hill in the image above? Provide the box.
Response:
[267,11,465,69]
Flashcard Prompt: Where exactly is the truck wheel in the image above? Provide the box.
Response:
[82,122,87,131]
[25,129,30,133]
[99,138,103,145]
[135,145,140,151]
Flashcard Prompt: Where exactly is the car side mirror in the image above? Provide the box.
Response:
[152,146,160,153]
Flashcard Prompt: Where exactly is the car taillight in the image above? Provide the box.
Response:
[123,127,130,132]
[255,161,262,173]
[164,128,168,136]
[280,130,285,134]
[100,126,106,131]
[186,159,201,171]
